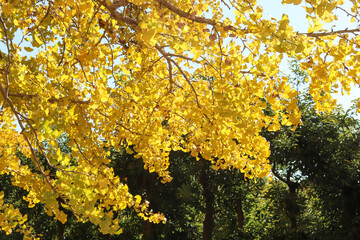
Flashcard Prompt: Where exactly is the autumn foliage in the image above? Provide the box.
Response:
[0,0,360,238]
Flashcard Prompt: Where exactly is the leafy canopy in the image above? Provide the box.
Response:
[1,0,360,237]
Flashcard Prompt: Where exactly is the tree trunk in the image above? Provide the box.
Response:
[142,175,155,239]
[57,198,65,239]
[288,182,298,232]
[57,220,64,240]
[143,220,154,240]
[342,185,360,240]
[236,197,244,230]
[272,168,299,232]
[200,160,214,240]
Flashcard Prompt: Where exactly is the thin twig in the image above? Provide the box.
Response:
[298,28,360,37]
[155,45,201,108]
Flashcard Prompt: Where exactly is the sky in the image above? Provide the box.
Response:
[257,0,360,112]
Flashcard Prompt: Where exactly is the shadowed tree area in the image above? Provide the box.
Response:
[2,100,360,239]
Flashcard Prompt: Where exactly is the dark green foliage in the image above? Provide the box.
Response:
[261,96,360,240]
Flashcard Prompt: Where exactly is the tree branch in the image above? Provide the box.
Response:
[0,82,80,218]
[154,0,240,32]
[7,93,91,104]
[96,0,138,27]
[271,164,288,184]
[299,28,360,37]
[155,45,201,108]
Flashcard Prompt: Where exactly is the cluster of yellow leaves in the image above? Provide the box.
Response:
[0,192,39,239]
[1,0,360,237]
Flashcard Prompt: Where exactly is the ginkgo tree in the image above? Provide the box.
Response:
[1,0,360,238]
